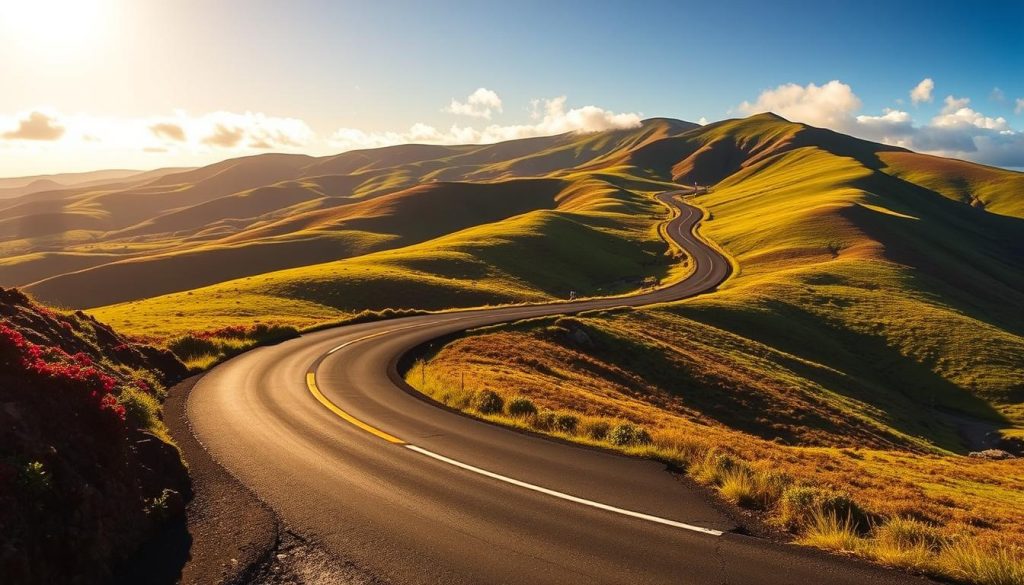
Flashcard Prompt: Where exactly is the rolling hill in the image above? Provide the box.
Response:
[3,112,1022,581]
[400,114,1024,582]
[1,119,693,308]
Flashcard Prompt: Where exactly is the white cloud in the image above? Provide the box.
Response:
[2,110,66,140]
[0,109,314,153]
[990,87,1006,102]
[941,95,971,114]
[332,96,641,150]
[855,108,914,140]
[445,88,503,119]
[910,78,934,105]
[737,80,861,129]
[931,106,1008,131]
[698,116,708,125]
[193,111,314,149]
[737,81,1024,168]
[1016,98,1024,115]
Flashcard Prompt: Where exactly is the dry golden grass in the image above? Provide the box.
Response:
[404,115,1024,583]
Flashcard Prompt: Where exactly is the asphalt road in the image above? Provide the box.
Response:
[188,192,925,584]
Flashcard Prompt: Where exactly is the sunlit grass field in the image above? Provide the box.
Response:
[404,116,1024,583]
[46,114,1024,580]
[90,175,686,368]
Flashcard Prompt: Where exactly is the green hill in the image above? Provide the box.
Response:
[2,120,692,308]
[396,114,1023,582]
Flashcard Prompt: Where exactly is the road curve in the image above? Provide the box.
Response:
[188,192,924,584]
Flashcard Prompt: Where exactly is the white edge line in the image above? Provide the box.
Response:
[405,444,724,537]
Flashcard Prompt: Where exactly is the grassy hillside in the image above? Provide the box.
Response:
[2,120,692,309]
[404,114,1024,583]
[90,176,685,346]
[0,287,188,583]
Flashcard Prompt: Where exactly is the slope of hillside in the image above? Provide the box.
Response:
[90,177,684,338]
[1,119,694,309]
[0,288,188,584]
[404,114,1024,582]
[23,178,574,307]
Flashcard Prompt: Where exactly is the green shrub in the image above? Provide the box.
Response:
[554,413,579,434]
[507,397,538,418]
[440,388,476,410]
[581,419,611,440]
[251,323,300,344]
[474,390,504,414]
[608,423,652,446]
[531,409,557,431]
[119,386,161,431]
[167,334,218,360]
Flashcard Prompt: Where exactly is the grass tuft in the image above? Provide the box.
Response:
[800,508,864,553]
[937,540,1024,585]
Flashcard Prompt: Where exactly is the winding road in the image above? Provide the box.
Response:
[187,192,923,584]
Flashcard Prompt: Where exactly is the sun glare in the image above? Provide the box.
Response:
[0,0,112,59]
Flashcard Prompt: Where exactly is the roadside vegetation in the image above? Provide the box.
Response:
[0,287,188,583]
[6,113,1021,582]
[404,114,1024,584]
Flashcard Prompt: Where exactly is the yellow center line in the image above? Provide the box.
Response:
[305,320,458,445]
[306,370,407,444]
[306,327,418,445]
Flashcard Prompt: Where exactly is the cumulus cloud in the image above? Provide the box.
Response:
[445,88,503,119]
[331,95,641,150]
[195,111,313,150]
[941,95,971,114]
[2,111,66,140]
[910,78,934,105]
[855,108,914,139]
[932,105,1008,131]
[1016,98,1024,115]
[737,80,861,129]
[149,122,186,142]
[0,108,315,159]
[738,80,1024,168]
[202,124,245,148]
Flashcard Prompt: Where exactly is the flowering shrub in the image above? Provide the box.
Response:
[0,321,126,421]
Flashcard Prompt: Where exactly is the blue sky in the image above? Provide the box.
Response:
[1,0,1022,174]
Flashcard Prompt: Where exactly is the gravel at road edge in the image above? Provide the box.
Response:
[164,374,385,585]
[164,374,279,584]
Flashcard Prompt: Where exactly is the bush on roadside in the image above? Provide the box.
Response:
[780,485,868,532]
[581,419,611,440]
[507,397,538,418]
[531,409,558,431]
[474,390,504,414]
[554,413,579,434]
[608,423,651,446]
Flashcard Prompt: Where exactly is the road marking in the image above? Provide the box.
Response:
[302,196,725,537]
[306,371,407,444]
[308,319,459,443]
[405,444,723,536]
